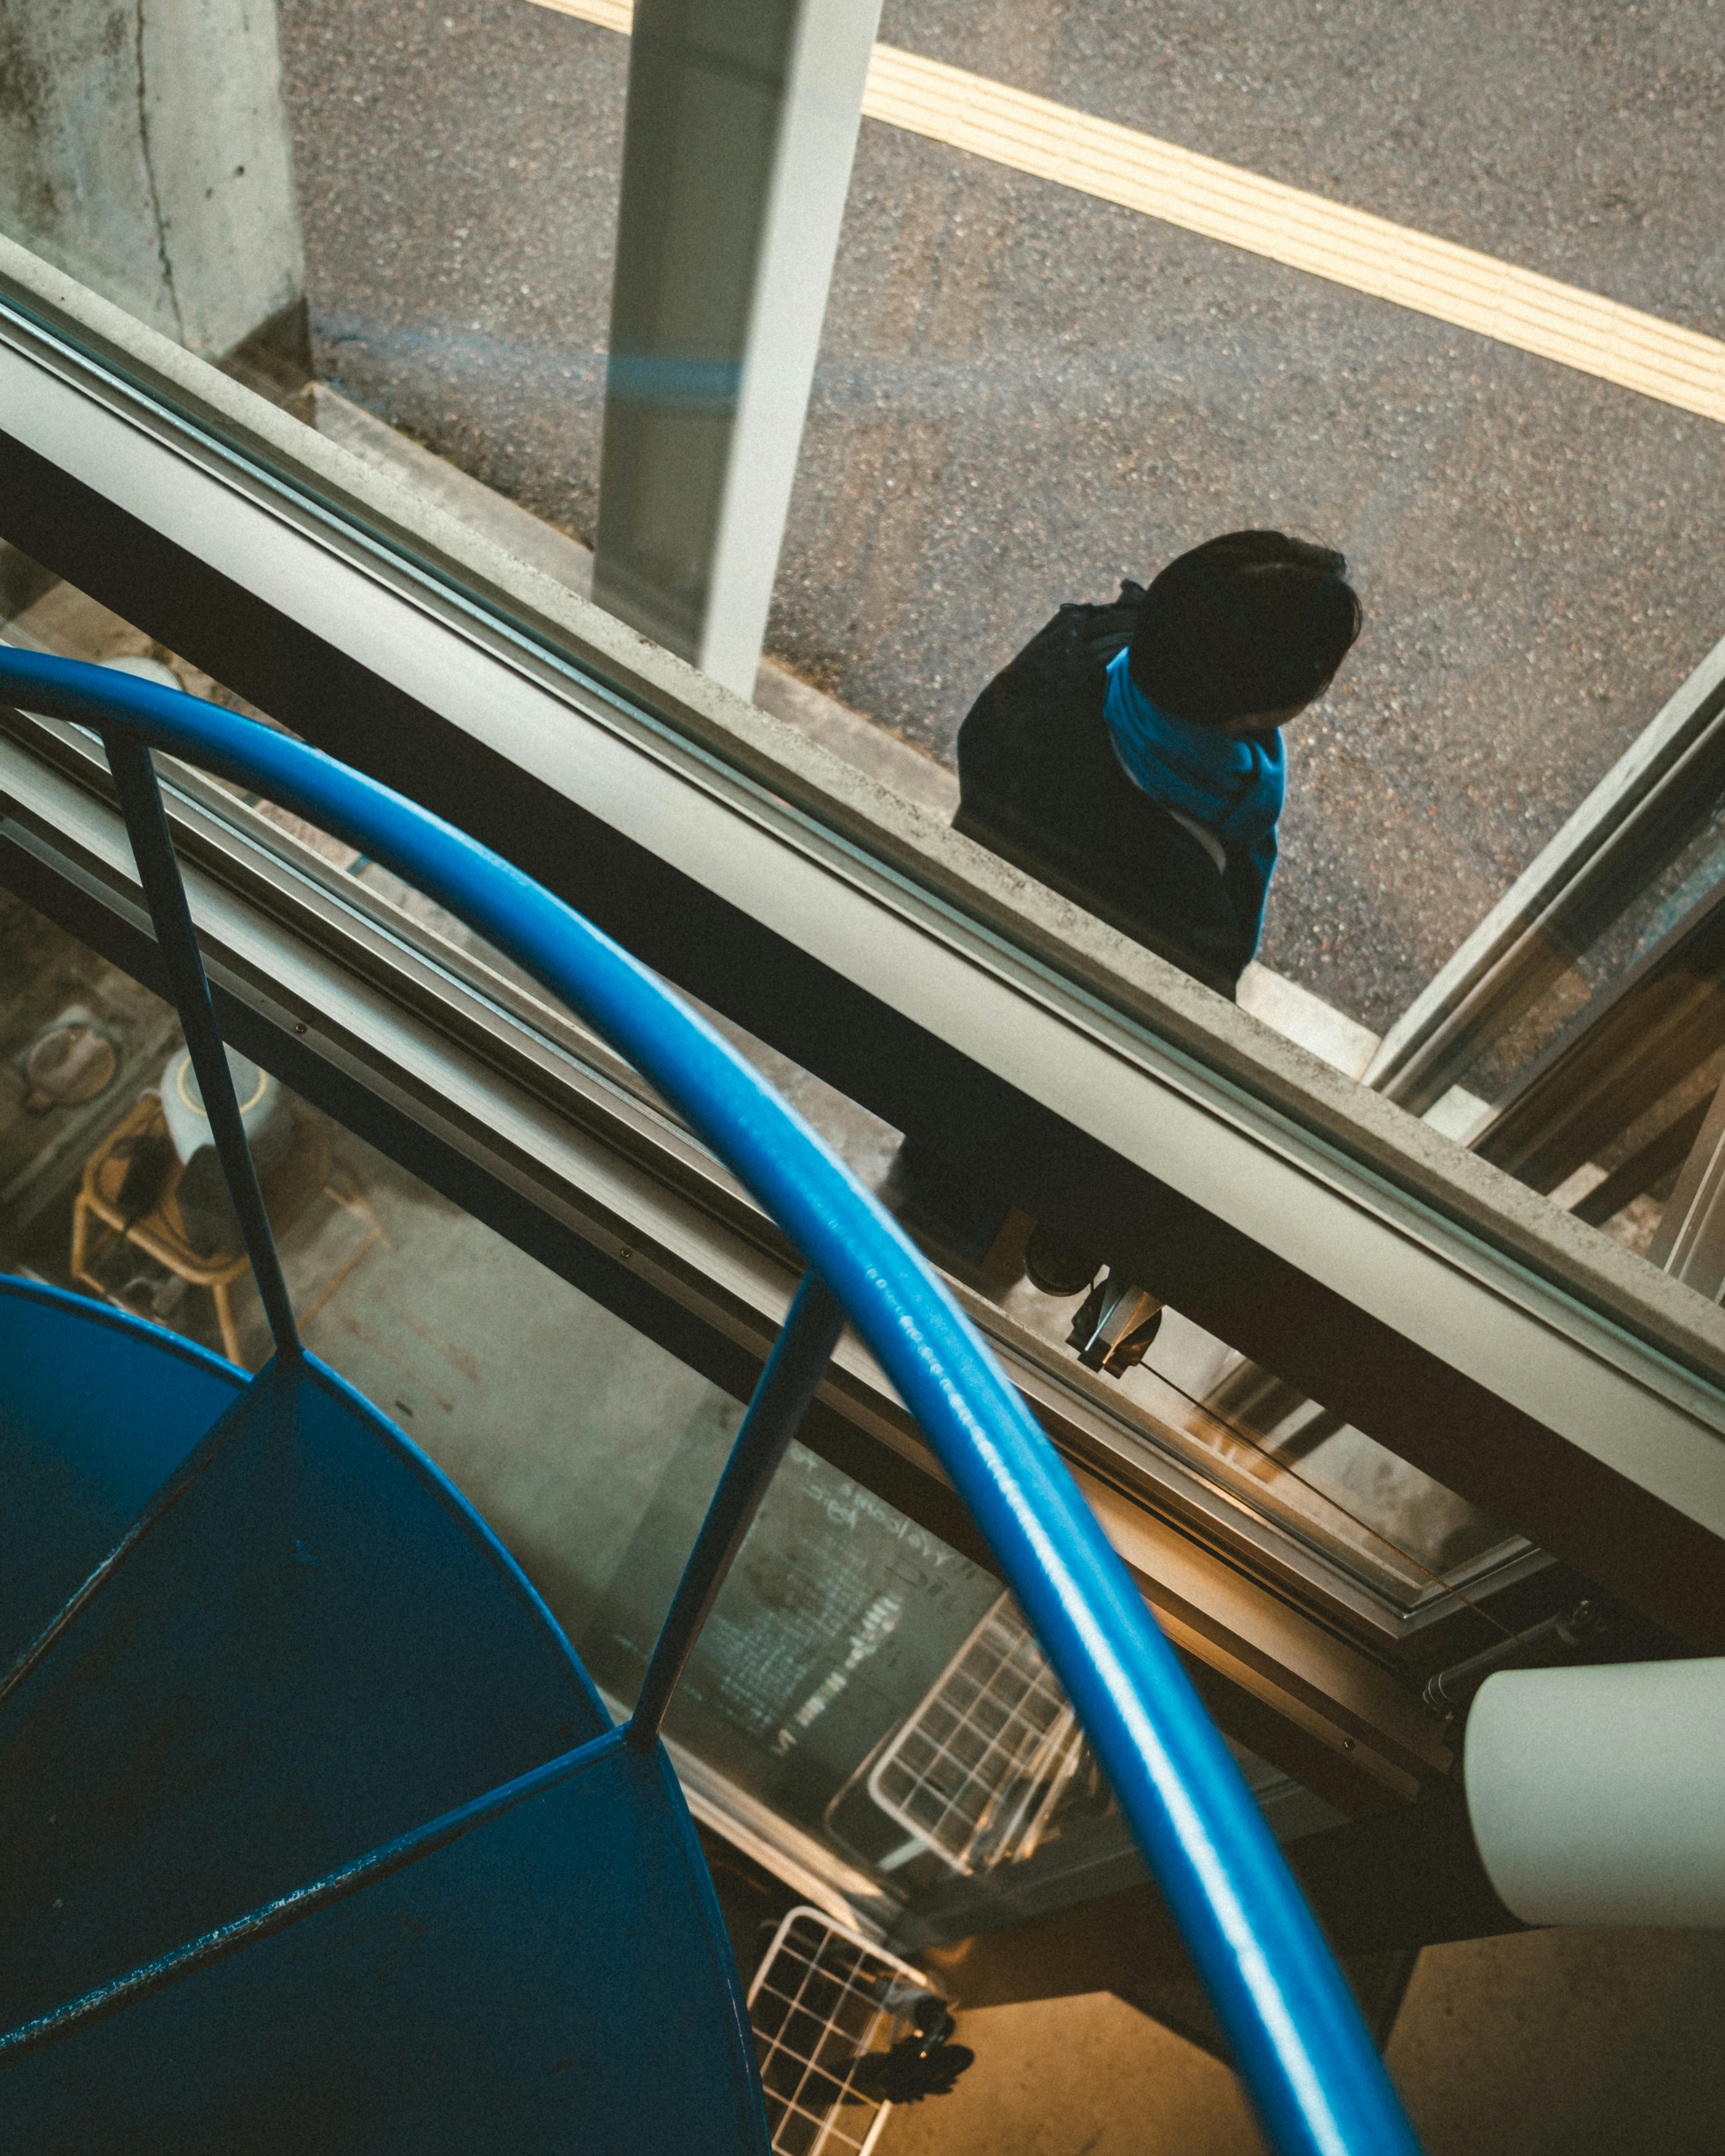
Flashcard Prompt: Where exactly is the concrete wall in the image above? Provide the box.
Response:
[0,0,303,365]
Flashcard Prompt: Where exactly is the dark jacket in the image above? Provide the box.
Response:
[955,583,1257,998]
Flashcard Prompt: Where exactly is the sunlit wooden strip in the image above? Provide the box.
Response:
[516,0,1725,425]
[522,0,633,32]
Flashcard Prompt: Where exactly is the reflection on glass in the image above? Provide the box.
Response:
[0,546,1532,1634]
[861,1595,1085,1878]
[0,890,739,1644]
[825,1593,1118,1895]
[585,1426,999,1839]
[0,884,1349,1929]
[988,1264,1525,1624]
[4,0,1725,1381]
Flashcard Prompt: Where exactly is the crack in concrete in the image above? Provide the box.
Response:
[133,0,185,343]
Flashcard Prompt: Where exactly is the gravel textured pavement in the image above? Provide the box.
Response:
[278,0,1725,1034]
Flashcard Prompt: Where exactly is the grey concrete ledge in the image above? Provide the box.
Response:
[301,382,963,827]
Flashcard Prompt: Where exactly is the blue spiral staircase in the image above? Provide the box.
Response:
[0,648,1424,2156]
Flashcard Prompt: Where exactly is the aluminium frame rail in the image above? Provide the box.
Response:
[1367,625,1725,1113]
[0,693,1458,1831]
[5,244,1725,1665]
[0,646,1422,2156]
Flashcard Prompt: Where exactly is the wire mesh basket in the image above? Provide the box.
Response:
[865,1592,1085,1873]
[746,1906,938,2156]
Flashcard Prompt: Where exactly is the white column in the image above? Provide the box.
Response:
[593,0,881,698]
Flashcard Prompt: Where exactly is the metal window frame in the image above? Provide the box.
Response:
[1367,627,1725,1114]
[5,718,1552,1648]
[2,240,1725,1663]
[0,716,1449,1816]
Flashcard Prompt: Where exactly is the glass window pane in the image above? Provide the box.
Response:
[5,0,1723,1669]
[0,552,1532,1624]
[0,885,736,1653]
[0,875,1346,1940]
[281,0,625,580]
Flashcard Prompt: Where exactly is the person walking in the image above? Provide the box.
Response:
[955,530,1362,998]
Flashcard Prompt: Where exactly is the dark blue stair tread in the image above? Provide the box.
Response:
[0,1349,610,2032]
[0,1735,769,2156]
[0,1278,243,1668]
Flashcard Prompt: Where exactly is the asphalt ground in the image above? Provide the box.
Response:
[278,0,1725,1035]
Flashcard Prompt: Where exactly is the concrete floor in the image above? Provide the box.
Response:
[191,1111,746,1650]
[883,1926,1725,2156]
[277,0,1725,1035]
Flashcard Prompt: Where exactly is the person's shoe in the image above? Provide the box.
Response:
[1023,1220,1099,1297]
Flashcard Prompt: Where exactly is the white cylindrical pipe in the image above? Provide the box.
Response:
[1465,1657,1725,1927]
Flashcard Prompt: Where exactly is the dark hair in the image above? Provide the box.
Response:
[1128,530,1362,728]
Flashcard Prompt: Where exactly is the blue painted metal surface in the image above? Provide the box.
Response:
[0,649,1424,2156]
[0,1307,609,2035]
[0,1278,242,1665]
[100,726,301,1354]
[0,1732,767,2156]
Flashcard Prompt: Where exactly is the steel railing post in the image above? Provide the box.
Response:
[102,728,302,1360]
[627,1271,845,1750]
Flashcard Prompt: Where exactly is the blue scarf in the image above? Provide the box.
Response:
[1102,646,1284,955]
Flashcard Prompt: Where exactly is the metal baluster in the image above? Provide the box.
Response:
[102,729,301,1360]
[628,1272,845,1749]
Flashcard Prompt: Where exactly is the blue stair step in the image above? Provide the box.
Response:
[0,1278,243,1669]
[0,1731,769,2155]
[0,1342,611,2034]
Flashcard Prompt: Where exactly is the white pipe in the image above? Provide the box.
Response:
[1464,1657,1725,1927]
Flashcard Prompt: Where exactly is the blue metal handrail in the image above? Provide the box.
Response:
[0,648,1422,2156]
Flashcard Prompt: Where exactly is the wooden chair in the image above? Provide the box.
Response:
[71,1092,387,1366]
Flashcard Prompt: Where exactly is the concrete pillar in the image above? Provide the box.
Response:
[593,0,882,697]
[0,0,306,387]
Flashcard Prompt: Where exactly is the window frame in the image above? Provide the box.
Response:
[3,233,1724,1674]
